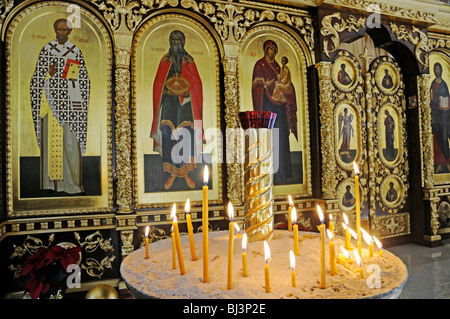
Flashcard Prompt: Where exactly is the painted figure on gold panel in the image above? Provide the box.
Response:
[384,110,396,162]
[338,108,354,163]
[150,30,203,190]
[337,64,352,86]
[252,40,298,184]
[385,182,398,202]
[430,62,450,174]
[382,69,394,89]
[342,185,356,208]
[30,19,90,194]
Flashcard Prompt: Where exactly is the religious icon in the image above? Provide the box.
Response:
[342,185,356,208]
[338,107,354,163]
[150,30,204,190]
[251,40,298,184]
[381,69,394,89]
[337,63,352,86]
[430,61,450,174]
[375,61,399,95]
[385,182,398,202]
[30,18,90,195]
[383,109,396,162]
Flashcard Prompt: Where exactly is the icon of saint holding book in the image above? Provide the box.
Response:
[30,18,90,194]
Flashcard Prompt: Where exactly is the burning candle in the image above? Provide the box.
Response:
[202,165,209,283]
[171,204,185,275]
[353,162,361,257]
[145,226,150,260]
[329,214,335,236]
[291,207,299,256]
[361,228,373,257]
[290,250,296,287]
[343,213,351,250]
[185,198,197,261]
[242,233,248,277]
[327,229,337,276]
[317,205,326,289]
[373,236,383,257]
[264,240,271,293]
[171,226,176,269]
[337,245,353,271]
[354,250,364,279]
[227,202,235,290]
[288,195,294,232]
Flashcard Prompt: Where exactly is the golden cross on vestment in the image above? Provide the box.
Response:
[360,47,373,72]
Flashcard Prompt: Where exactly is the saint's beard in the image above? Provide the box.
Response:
[169,43,184,75]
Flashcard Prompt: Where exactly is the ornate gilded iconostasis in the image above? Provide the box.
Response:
[0,0,448,297]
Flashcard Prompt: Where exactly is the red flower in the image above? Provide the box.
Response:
[18,245,82,299]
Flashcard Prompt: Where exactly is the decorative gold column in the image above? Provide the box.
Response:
[223,44,244,205]
[418,74,434,189]
[114,40,133,214]
[316,61,337,199]
[362,59,376,224]
[418,74,442,244]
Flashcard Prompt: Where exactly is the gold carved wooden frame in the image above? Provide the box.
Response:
[4,1,114,217]
[131,13,223,209]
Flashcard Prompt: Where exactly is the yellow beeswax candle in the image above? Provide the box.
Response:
[354,250,364,279]
[185,199,197,261]
[290,250,296,287]
[145,226,150,260]
[353,162,361,257]
[327,229,336,276]
[171,227,176,269]
[361,228,373,258]
[203,166,209,283]
[171,204,185,275]
[288,195,294,232]
[329,214,334,236]
[291,207,299,256]
[264,241,271,293]
[317,205,326,289]
[227,202,234,290]
[373,236,383,257]
[242,233,248,277]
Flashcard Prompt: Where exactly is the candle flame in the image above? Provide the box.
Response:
[228,202,234,221]
[290,207,297,224]
[171,203,177,223]
[373,236,383,249]
[234,223,240,233]
[361,228,373,245]
[347,226,358,240]
[242,233,247,251]
[343,213,349,225]
[327,229,334,240]
[353,161,360,175]
[354,250,362,268]
[185,198,190,213]
[145,225,149,237]
[340,245,351,259]
[171,225,174,233]
[288,195,294,206]
[264,240,271,263]
[317,205,324,223]
[289,250,295,270]
[203,165,209,185]
[329,214,333,222]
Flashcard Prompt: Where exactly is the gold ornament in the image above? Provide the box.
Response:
[85,284,119,299]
